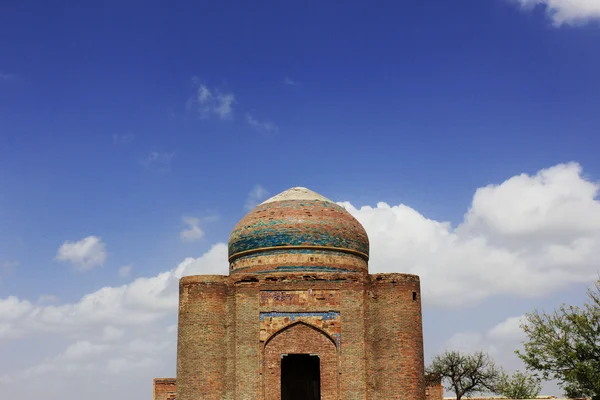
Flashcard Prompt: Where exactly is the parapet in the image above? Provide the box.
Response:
[179,274,228,285]
[369,272,421,284]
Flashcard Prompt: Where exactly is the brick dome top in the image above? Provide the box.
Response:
[228,187,370,267]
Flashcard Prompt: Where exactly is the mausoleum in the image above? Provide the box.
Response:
[155,187,426,400]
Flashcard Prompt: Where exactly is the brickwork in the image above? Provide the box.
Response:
[260,311,341,345]
[230,249,367,274]
[339,280,368,399]
[166,188,426,400]
[176,276,229,400]
[153,378,176,400]
[264,322,338,400]
[228,199,370,274]
[425,373,443,400]
[259,289,340,307]
[366,273,425,399]
[234,283,260,399]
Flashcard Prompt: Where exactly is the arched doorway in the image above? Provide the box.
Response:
[263,322,339,400]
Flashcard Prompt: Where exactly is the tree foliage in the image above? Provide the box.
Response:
[495,370,541,399]
[426,350,500,400]
[517,279,600,399]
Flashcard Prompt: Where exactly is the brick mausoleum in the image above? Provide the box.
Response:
[154,187,426,400]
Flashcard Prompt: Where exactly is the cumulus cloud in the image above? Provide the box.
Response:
[189,78,235,119]
[245,113,279,134]
[341,163,600,307]
[0,245,228,398]
[179,216,204,242]
[514,0,600,25]
[2,163,600,399]
[443,315,561,393]
[443,315,526,372]
[56,236,107,271]
[244,184,270,210]
[0,244,227,341]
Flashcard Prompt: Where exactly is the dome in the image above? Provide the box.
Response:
[228,187,369,274]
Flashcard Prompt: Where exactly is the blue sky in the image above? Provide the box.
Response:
[1,1,600,398]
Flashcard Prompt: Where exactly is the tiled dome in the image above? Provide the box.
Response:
[228,187,369,274]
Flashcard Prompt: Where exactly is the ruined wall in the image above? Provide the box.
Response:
[425,373,443,400]
[153,378,176,400]
[366,273,425,400]
[176,275,230,400]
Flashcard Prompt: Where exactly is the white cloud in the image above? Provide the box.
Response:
[245,113,278,134]
[443,315,562,394]
[189,79,235,119]
[102,326,124,342]
[514,0,600,25]
[443,316,525,371]
[0,296,33,322]
[118,265,132,278]
[214,92,235,119]
[2,163,600,398]
[0,243,227,341]
[56,236,107,271]
[140,151,175,173]
[63,341,108,360]
[179,217,204,242]
[244,184,270,210]
[341,162,600,307]
[487,316,526,342]
[0,244,227,397]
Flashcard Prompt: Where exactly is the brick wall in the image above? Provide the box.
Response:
[153,378,176,400]
[340,280,368,399]
[174,271,425,400]
[366,273,425,400]
[425,373,443,400]
[233,281,260,399]
[176,275,230,400]
[254,273,366,399]
[264,321,338,400]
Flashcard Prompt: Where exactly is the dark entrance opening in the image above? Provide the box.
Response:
[281,354,320,400]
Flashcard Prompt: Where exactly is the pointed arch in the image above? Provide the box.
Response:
[262,321,340,400]
[264,320,338,348]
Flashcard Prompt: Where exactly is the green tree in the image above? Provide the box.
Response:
[426,350,500,400]
[495,370,541,399]
[517,279,600,399]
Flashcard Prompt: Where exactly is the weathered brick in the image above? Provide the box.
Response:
[161,188,427,400]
